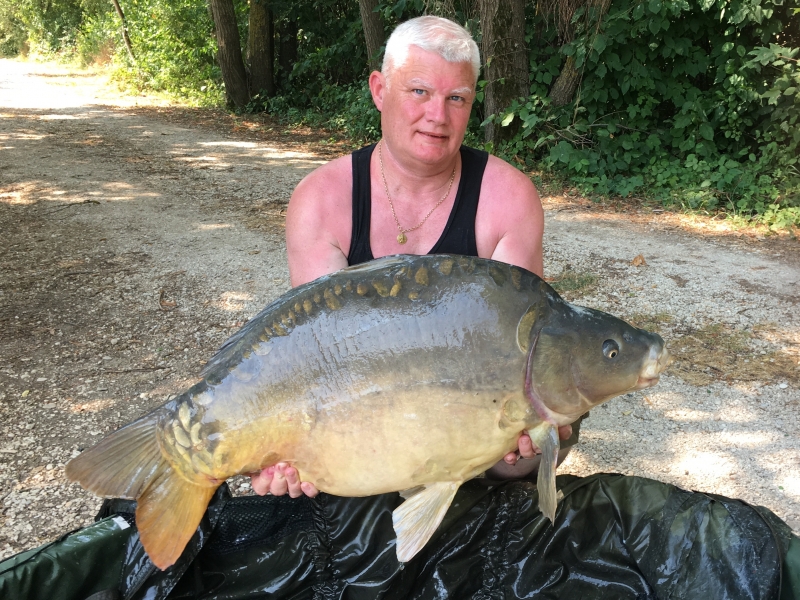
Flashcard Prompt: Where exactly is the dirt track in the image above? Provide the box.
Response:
[0,59,798,560]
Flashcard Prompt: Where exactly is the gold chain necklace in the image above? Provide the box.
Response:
[378,140,456,245]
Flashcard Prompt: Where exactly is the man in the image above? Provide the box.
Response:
[251,15,575,498]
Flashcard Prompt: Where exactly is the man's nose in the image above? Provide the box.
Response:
[425,95,447,124]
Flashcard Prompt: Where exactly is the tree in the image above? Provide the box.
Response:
[358,0,384,72]
[545,0,611,107]
[208,0,250,109]
[479,0,529,144]
[248,0,274,97]
[110,0,135,63]
[277,16,297,86]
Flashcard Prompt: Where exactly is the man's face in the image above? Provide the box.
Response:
[370,45,475,168]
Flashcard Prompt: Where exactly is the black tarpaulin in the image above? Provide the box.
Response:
[1,473,798,600]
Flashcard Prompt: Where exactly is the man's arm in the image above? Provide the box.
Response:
[476,155,544,277]
[285,156,352,287]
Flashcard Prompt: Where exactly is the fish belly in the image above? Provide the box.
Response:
[285,386,529,496]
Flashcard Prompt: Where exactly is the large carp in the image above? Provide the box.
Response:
[66,254,670,570]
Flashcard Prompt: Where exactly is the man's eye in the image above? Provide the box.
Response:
[450,96,465,102]
[412,89,425,95]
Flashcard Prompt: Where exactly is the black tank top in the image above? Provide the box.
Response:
[347,144,489,266]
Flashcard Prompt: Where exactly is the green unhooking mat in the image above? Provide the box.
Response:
[1,473,798,600]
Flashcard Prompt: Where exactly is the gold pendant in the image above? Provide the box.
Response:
[397,232,407,244]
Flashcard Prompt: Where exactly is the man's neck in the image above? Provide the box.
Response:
[377,139,461,198]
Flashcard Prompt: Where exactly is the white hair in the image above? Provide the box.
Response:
[382,16,480,84]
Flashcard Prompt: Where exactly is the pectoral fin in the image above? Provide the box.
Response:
[528,422,560,522]
[392,481,459,563]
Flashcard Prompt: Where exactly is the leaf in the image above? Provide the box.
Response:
[501,113,515,127]
[648,19,661,35]
[699,122,714,141]
[632,254,647,266]
[593,34,607,54]
[649,0,662,13]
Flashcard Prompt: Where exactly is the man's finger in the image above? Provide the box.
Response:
[250,467,274,496]
[285,466,304,498]
[270,464,289,496]
[503,450,519,465]
[558,424,573,441]
[518,434,539,459]
[300,481,320,498]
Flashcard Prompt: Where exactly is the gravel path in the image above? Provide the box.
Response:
[0,59,797,560]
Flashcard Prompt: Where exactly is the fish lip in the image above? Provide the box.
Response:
[635,375,660,389]
[524,330,562,427]
[635,346,671,389]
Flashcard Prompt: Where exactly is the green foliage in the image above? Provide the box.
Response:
[493,0,800,227]
[108,0,222,105]
[275,4,369,104]
[74,8,117,65]
[0,0,96,56]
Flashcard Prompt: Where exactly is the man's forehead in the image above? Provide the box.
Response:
[390,45,475,84]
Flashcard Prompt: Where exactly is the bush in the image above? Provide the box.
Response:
[492,0,800,227]
[107,0,223,106]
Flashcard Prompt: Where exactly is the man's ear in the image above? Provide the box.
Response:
[369,71,385,112]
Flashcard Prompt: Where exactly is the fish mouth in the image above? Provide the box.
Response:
[635,345,672,389]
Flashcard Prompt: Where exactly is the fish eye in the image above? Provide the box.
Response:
[603,339,620,359]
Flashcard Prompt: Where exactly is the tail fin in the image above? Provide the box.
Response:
[65,410,218,570]
[135,461,217,569]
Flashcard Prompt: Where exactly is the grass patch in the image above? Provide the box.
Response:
[669,323,799,386]
[627,312,674,334]
[546,268,598,300]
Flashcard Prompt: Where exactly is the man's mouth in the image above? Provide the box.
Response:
[418,131,448,141]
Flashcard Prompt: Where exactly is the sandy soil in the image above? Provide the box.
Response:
[0,59,798,561]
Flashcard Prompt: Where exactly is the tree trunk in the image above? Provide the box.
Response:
[110,0,135,63]
[548,56,580,107]
[547,0,612,107]
[358,0,385,72]
[479,0,529,144]
[278,18,298,85]
[208,0,250,109]
[248,0,274,97]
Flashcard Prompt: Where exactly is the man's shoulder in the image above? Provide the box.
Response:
[479,153,540,206]
[297,153,352,191]
[290,153,354,213]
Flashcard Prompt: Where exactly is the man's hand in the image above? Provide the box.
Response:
[502,424,573,466]
[250,463,319,498]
